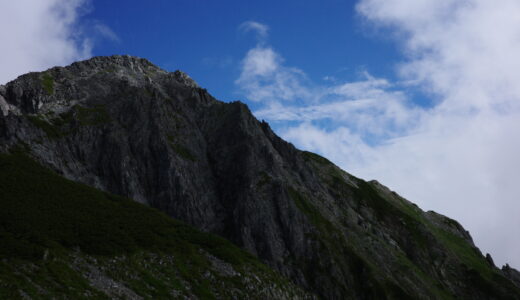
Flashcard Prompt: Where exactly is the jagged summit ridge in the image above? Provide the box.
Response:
[70,55,164,74]
[1,56,519,299]
[173,69,200,88]
[0,55,205,118]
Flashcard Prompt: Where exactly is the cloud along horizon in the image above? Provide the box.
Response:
[235,0,520,269]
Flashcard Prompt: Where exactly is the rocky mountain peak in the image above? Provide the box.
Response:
[173,70,200,88]
[68,55,163,74]
[0,55,207,118]
[1,56,519,299]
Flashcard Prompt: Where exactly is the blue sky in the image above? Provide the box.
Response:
[2,0,520,269]
[87,0,401,103]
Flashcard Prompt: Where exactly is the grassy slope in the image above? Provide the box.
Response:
[0,150,310,299]
[301,151,520,299]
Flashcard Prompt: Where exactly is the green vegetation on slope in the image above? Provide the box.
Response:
[300,149,520,298]
[301,151,333,165]
[75,105,111,126]
[287,185,414,299]
[26,105,112,141]
[0,150,187,258]
[0,150,309,299]
[41,73,54,95]
[26,115,65,140]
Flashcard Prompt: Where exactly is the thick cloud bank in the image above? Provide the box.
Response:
[237,0,520,269]
[0,0,92,84]
[353,0,520,268]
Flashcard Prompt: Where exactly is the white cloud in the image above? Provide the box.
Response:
[255,75,420,140]
[240,47,280,77]
[332,72,390,99]
[235,1,520,268]
[358,0,520,114]
[352,0,520,268]
[235,46,313,103]
[0,0,94,84]
[236,21,314,103]
[283,123,376,168]
[239,21,270,43]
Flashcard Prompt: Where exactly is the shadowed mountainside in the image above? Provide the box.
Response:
[1,55,519,299]
[0,150,313,299]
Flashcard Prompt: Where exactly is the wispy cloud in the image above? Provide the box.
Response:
[236,30,419,141]
[235,1,520,268]
[255,75,419,141]
[239,21,270,43]
[93,21,120,43]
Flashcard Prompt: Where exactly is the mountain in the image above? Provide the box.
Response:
[1,55,519,299]
[0,150,312,299]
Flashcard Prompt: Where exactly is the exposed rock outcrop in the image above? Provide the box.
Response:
[1,55,519,299]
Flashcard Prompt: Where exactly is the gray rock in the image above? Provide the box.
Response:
[486,253,496,268]
[1,55,519,299]
[173,70,200,88]
[0,94,9,116]
[503,264,520,288]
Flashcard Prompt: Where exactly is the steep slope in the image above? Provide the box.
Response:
[0,55,519,299]
[0,150,313,299]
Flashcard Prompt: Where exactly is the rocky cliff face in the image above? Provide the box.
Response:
[1,55,519,299]
[0,149,314,299]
